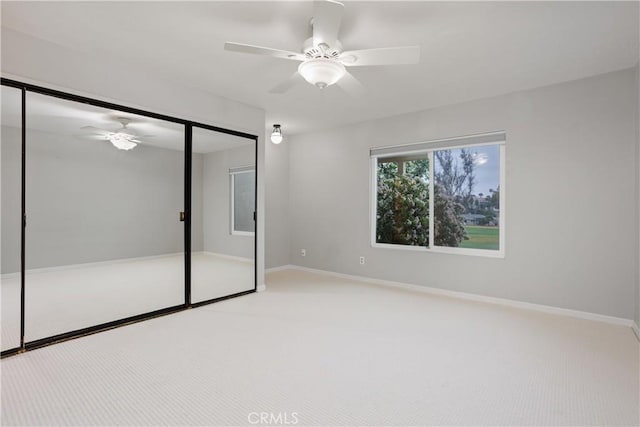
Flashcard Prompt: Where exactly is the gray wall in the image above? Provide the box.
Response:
[287,68,638,320]
[265,134,290,269]
[2,27,267,286]
[202,144,255,259]
[0,126,197,272]
[1,126,22,274]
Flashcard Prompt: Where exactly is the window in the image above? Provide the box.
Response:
[376,155,430,247]
[371,132,505,257]
[230,167,255,235]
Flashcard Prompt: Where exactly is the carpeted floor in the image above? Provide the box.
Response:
[1,268,638,426]
[1,252,253,348]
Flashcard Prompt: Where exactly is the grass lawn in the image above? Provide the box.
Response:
[460,226,499,250]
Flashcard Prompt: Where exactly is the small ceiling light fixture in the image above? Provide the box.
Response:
[297,58,346,89]
[271,124,283,144]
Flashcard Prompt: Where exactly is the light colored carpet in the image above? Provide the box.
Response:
[1,252,253,348]
[1,269,638,426]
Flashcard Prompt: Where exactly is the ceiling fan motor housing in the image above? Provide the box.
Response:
[303,37,342,59]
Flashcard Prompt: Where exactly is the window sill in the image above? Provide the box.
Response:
[231,231,254,237]
[430,246,504,259]
[371,243,428,252]
[371,242,504,258]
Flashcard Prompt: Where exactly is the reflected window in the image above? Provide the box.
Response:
[230,167,255,235]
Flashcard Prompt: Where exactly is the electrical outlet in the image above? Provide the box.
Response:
[301,249,306,257]
[359,256,365,265]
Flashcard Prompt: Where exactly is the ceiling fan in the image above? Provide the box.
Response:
[224,0,420,94]
[81,117,153,151]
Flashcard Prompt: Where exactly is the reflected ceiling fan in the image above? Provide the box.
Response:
[81,117,154,151]
[224,0,420,94]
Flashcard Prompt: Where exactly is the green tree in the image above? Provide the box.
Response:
[434,149,475,198]
[433,183,466,246]
[404,159,429,180]
[489,186,500,210]
[378,161,398,180]
[376,174,429,246]
[376,160,467,246]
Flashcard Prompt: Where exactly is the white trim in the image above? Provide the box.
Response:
[429,246,504,258]
[633,322,640,342]
[1,252,185,279]
[229,168,256,236]
[265,265,295,274]
[428,150,435,248]
[369,157,378,247]
[370,243,504,258]
[229,165,255,174]
[371,243,428,251]
[257,284,267,292]
[0,251,254,280]
[499,144,506,254]
[196,251,253,263]
[231,230,254,237]
[0,251,253,278]
[283,265,635,328]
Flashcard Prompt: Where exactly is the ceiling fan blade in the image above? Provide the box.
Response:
[80,125,110,133]
[76,134,108,140]
[336,71,365,97]
[312,0,344,49]
[269,72,305,94]
[224,42,305,61]
[339,46,420,67]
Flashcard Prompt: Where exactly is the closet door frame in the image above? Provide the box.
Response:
[0,78,258,358]
[188,123,258,308]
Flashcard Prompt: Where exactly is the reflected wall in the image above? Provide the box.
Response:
[191,127,255,303]
[23,92,186,341]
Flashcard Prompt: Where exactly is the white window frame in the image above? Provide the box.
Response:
[370,132,506,258]
[229,166,255,237]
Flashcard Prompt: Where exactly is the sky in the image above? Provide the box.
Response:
[437,145,500,196]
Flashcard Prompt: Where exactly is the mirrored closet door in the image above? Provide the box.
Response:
[190,126,256,304]
[23,92,186,342]
[1,79,258,354]
[1,86,23,352]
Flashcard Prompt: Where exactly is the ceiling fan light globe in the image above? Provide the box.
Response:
[111,139,137,150]
[109,132,138,150]
[298,58,346,89]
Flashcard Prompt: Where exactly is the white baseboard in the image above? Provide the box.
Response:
[633,322,640,342]
[265,264,295,274]
[1,252,185,279]
[285,265,635,329]
[257,284,267,292]
[197,251,253,263]
[1,251,253,280]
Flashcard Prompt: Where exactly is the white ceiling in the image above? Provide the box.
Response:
[2,1,638,135]
[1,86,252,153]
